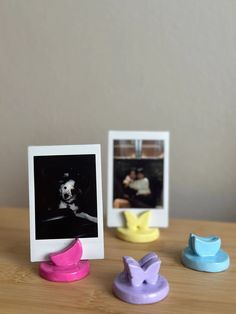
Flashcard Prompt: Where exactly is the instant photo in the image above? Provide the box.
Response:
[113,140,164,209]
[28,145,104,262]
[34,154,98,240]
[107,131,169,228]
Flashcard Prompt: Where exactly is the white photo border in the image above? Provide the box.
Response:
[107,131,169,227]
[28,144,104,262]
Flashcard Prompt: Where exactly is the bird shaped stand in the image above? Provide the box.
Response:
[116,210,160,243]
[182,233,230,272]
[113,252,169,304]
[39,239,90,282]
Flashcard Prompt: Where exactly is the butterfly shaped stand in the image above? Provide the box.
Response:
[116,210,160,243]
[113,252,169,304]
[39,239,90,282]
[182,233,230,272]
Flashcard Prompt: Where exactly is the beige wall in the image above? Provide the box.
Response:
[0,0,236,221]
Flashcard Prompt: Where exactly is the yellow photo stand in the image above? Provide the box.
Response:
[116,210,160,243]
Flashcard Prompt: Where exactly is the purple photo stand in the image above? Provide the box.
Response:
[113,252,169,304]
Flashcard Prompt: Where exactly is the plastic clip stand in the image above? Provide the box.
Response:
[113,252,169,304]
[39,239,90,282]
[182,233,230,272]
[116,210,160,243]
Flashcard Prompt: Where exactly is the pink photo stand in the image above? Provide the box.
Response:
[39,239,90,282]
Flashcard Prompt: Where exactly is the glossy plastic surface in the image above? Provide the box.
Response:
[182,233,230,272]
[116,211,160,243]
[113,252,169,304]
[39,239,90,282]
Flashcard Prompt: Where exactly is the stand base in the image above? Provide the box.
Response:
[113,272,169,304]
[182,247,230,272]
[39,260,90,282]
[116,227,160,243]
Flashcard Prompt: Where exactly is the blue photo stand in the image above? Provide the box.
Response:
[182,233,230,272]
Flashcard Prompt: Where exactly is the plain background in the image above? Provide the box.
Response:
[0,0,235,221]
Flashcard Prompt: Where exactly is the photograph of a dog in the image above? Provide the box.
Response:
[113,139,164,209]
[34,154,98,239]
[58,172,97,223]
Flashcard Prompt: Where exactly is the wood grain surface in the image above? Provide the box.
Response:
[0,208,235,314]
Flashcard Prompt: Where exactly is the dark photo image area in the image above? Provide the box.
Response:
[34,154,98,239]
[113,140,164,209]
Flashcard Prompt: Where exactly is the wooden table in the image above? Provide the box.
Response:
[0,208,235,314]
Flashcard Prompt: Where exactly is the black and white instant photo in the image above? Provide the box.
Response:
[28,145,104,262]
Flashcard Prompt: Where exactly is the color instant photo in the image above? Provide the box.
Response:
[107,131,169,227]
[28,145,104,262]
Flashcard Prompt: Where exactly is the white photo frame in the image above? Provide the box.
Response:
[107,131,169,227]
[28,144,104,262]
